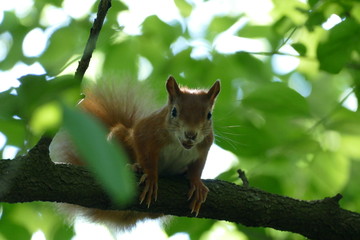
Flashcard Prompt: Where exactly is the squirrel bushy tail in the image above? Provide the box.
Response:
[79,79,156,161]
[50,78,162,229]
[80,79,154,130]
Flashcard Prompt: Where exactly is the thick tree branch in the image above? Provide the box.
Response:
[0,139,359,240]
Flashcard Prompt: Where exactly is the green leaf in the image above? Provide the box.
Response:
[237,25,272,38]
[0,12,28,71]
[141,15,182,49]
[174,0,193,17]
[0,119,26,147]
[325,108,360,135]
[242,82,309,116]
[305,11,325,31]
[0,204,32,240]
[308,0,320,8]
[0,90,20,119]
[273,16,295,36]
[292,43,307,56]
[39,24,86,75]
[15,74,80,120]
[53,224,75,240]
[103,40,139,76]
[62,105,135,205]
[307,152,350,197]
[208,16,240,36]
[165,217,215,239]
[0,220,31,240]
[233,52,272,83]
[317,19,360,74]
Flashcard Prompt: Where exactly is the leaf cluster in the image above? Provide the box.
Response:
[1,0,360,239]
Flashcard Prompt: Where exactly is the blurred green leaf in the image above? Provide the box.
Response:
[174,0,193,17]
[208,16,240,40]
[305,11,325,31]
[236,225,273,240]
[103,39,139,75]
[165,217,215,239]
[15,74,80,121]
[0,119,26,148]
[308,0,320,8]
[292,43,307,56]
[273,16,295,36]
[307,152,350,197]
[62,105,135,206]
[138,15,182,67]
[3,0,360,239]
[39,23,86,75]
[53,224,75,240]
[0,12,27,71]
[341,160,360,212]
[238,24,272,38]
[0,220,31,240]
[325,108,360,135]
[251,175,283,194]
[141,15,182,48]
[242,82,309,116]
[0,90,19,119]
[317,18,360,74]
[233,52,272,83]
[0,204,32,240]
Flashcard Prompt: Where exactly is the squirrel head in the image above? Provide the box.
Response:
[165,76,220,150]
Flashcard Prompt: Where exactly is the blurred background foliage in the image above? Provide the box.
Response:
[1,0,360,239]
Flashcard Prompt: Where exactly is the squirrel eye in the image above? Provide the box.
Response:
[207,112,212,120]
[171,107,177,118]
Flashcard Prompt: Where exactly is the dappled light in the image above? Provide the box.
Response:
[1,0,360,239]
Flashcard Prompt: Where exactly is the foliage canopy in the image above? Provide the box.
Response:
[1,0,360,239]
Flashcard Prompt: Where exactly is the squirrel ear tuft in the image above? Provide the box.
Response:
[207,80,220,103]
[166,76,181,102]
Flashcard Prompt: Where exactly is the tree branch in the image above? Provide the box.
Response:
[0,140,359,240]
[74,0,112,82]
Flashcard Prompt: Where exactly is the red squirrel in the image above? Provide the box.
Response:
[49,76,220,228]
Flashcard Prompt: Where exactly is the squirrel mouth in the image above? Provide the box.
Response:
[181,141,194,149]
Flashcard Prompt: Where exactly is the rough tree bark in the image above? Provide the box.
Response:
[0,137,360,240]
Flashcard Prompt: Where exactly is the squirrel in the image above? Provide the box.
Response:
[49,76,220,229]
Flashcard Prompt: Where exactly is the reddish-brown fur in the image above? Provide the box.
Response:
[49,76,220,228]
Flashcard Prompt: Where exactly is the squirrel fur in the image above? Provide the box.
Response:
[49,76,220,229]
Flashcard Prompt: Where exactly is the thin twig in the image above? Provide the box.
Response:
[237,169,249,187]
[277,27,298,52]
[308,86,355,133]
[237,50,316,61]
[74,0,112,82]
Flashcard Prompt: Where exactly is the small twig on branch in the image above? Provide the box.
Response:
[74,0,112,82]
[237,169,249,187]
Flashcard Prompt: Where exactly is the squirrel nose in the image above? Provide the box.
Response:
[185,131,197,141]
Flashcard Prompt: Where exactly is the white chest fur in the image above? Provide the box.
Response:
[158,141,199,175]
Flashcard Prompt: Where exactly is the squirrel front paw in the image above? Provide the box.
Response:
[187,180,209,216]
[127,162,143,173]
[139,173,158,208]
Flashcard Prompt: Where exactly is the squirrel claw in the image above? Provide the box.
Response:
[187,180,209,216]
[139,173,158,207]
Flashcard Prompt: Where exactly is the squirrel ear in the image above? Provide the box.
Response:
[166,76,181,102]
[207,80,220,103]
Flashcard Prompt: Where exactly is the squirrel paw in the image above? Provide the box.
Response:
[187,180,209,216]
[126,162,143,173]
[139,173,158,208]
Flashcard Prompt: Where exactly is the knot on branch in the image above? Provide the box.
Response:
[324,193,343,206]
[28,136,53,164]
